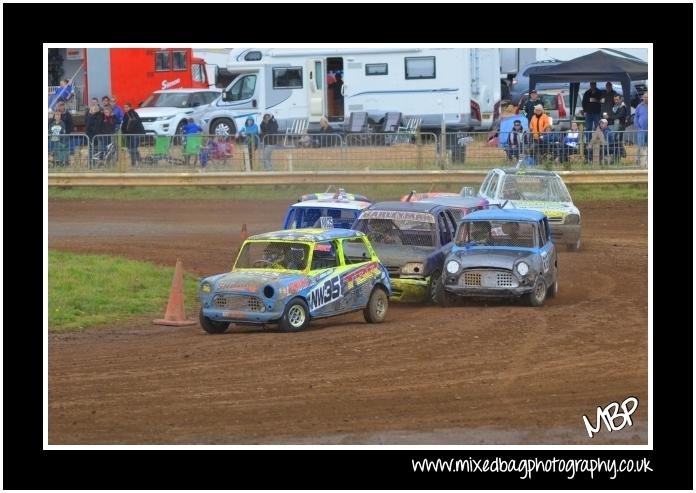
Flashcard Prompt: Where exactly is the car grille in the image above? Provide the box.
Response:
[387,266,401,278]
[459,270,518,288]
[547,216,564,223]
[213,294,265,312]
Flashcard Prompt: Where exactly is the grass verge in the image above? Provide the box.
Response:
[48,183,647,202]
[48,251,200,332]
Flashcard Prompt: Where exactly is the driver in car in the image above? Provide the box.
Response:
[367,219,396,244]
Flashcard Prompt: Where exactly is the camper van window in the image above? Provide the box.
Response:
[227,75,257,101]
[405,56,436,80]
[273,67,303,89]
[244,51,262,61]
[155,51,171,72]
[366,63,388,76]
[172,51,187,71]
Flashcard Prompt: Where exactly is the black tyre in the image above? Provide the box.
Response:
[525,277,547,307]
[199,308,230,334]
[429,270,457,307]
[280,298,310,332]
[547,268,558,298]
[363,287,388,323]
[173,120,187,145]
[211,118,235,137]
[567,238,581,252]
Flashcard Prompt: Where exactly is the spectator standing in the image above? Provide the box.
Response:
[239,116,260,149]
[54,100,74,134]
[95,106,118,159]
[48,111,68,166]
[581,81,603,138]
[121,102,146,167]
[528,104,551,162]
[333,73,344,116]
[50,78,74,109]
[110,96,124,125]
[633,92,648,166]
[588,118,616,164]
[521,89,543,122]
[601,82,619,120]
[260,113,278,170]
[84,98,102,162]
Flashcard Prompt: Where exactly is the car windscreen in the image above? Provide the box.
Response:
[499,175,572,202]
[287,207,359,229]
[456,220,536,248]
[235,241,309,271]
[141,93,192,108]
[353,210,436,247]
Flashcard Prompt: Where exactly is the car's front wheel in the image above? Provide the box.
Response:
[430,270,457,307]
[280,298,310,332]
[364,286,388,323]
[211,118,235,138]
[526,278,547,307]
[199,308,230,334]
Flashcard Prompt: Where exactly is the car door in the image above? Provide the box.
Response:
[338,237,383,311]
[537,218,555,285]
[306,240,342,316]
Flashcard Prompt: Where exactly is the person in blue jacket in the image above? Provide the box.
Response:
[238,116,260,150]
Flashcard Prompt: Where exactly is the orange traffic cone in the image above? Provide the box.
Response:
[240,223,249,242]
[153,258,197,326]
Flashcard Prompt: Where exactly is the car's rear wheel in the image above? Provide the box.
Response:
[280,298,310,332]
[526,278,547,307]
[567,238,581,252]
[364,287,388,323]
[199,308,230,334]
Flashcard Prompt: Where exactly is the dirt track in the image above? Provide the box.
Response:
[48,198,648,444]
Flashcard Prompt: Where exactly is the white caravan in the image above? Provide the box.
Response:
[200,48,501,136]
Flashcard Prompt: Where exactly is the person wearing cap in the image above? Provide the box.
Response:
[588,118,617,164]
[521,89,543,121]
[506,119,527,161]
[528,104,552,162]
[581,82,603,138]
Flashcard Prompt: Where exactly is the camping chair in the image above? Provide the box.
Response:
[283,118,309,147]
[392,117,422,144]
[183,134,204,166]
[382,112,403,145]
[344,111,370,146]
[143,135,178,167]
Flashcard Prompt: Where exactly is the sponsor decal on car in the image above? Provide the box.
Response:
[288,278,311,294]
[343,262,381,290]
[360,210,436,223]
[308,275,342,311]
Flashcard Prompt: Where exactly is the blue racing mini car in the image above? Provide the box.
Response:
[438,208,558,306]
[282,188,371,230]
[199,228,391,333]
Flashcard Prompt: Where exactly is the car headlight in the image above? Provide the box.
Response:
[565,214,580,225]
[200,282,212,294]
[154,115,175,121]
[516,261,529,276]
[401,262,425,275]
[446,260,460,274]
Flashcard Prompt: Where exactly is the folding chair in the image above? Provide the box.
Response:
[344,111,370,146]
[183,134,204,166]
[283,119,309,147]
[143,136,177,166]
[393,117,422,144]
[381,112,403,146]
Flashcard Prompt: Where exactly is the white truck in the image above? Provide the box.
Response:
[200,48,501,136]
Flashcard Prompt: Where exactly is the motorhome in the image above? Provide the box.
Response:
[200,48,501,137]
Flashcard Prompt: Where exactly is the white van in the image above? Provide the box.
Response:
[200,48,501,136]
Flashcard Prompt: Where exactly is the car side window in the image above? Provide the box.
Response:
[445,210,459,232]
[311,241,339,270]
[342,238,371,265]
[479,172,493,197]
[438,212,452,245]
[486,173,500,199]
[538,220,547,245]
